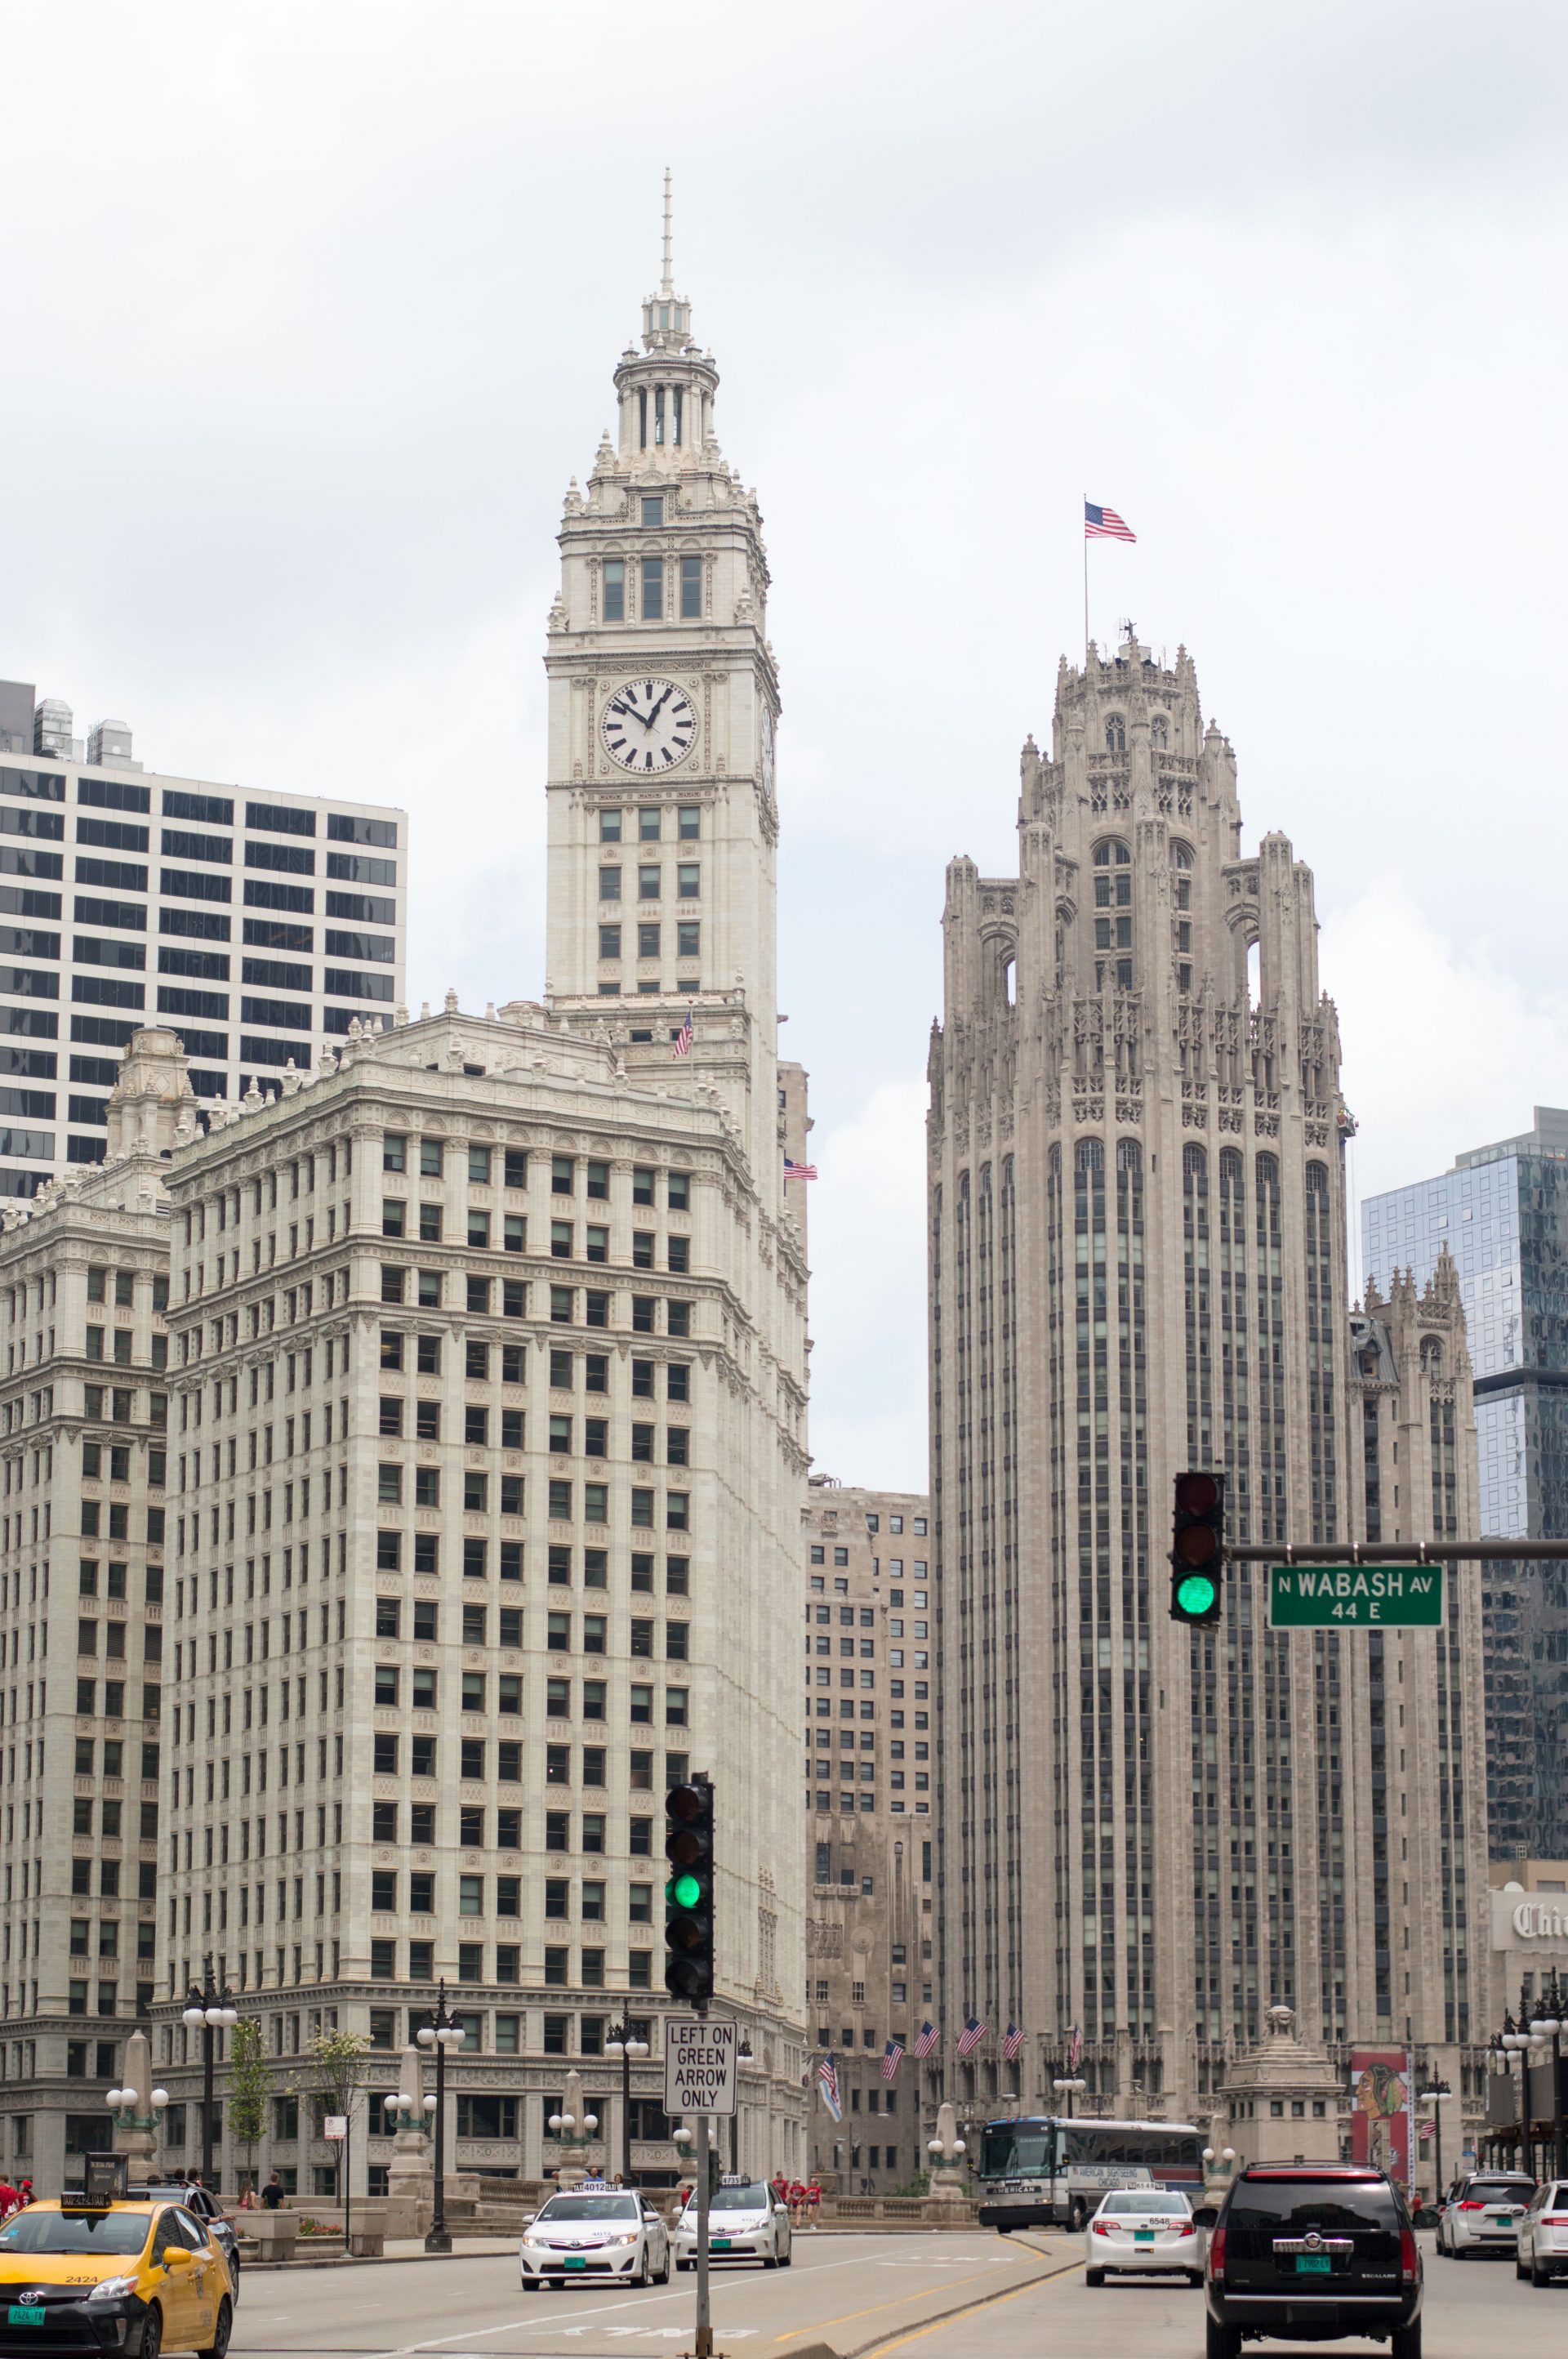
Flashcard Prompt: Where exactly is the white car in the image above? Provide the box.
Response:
[1083,2187,1204,2286]
[672,2178,793,2269]
[1516,2178,1568,2285]
[520,2188,670,2290]
[1438,2170,1535,2256]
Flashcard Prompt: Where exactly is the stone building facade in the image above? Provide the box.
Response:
[802,1481,932,2191]
[926,633,1491,2135]
[0,1031,187,2190]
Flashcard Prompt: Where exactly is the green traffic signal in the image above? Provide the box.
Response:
[1175,1572,1218,1620]
[666,1871,702,1910]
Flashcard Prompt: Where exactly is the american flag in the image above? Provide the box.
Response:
[1003,2023,1024,2062]
[783,1156,817,1181]
[956,2015,988,2057]
[1084,501,1136,542]
[817,2051,843,2121]
[1067,2023,1082,2071]
[671,1013,693,1059]
[912,2021,939,2059]
[881,2037,905,2083]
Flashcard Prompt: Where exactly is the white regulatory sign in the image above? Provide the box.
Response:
[323,2115,348,2142]
[663,2018,737,2116]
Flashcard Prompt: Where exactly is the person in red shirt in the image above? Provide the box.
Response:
[0,2182,16,2222]
[805,2180,822,2227]
[786,2179,806,2227]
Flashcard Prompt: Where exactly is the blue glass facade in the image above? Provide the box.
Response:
[1362,1108,1568,1861]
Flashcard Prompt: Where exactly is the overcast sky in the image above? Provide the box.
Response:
[2,1,1564,1488]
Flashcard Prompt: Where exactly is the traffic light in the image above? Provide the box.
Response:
[664,1779,715,2004]
[1170,1469,1225,1625]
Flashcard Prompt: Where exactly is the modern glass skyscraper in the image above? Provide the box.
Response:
[1362,1108,1568,1858]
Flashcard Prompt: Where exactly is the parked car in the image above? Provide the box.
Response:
[1205,2163,1422,2359]
[672,2178,792,2269]
[129,2186,240,2300]
[519,2189,669,2290]
[1437,2169,1535,2257]
[1084,2187,1204,2285]
[1515,2178,1568,2285]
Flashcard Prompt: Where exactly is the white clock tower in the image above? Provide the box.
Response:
[544,177,783,1189]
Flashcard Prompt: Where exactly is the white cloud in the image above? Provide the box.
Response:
[1325,888,1568,1295]
[804,1078,930,1494]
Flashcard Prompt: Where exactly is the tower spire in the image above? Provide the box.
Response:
[661,167,673,297]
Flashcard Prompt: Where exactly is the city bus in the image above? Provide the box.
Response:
[976,2115,1206,2229]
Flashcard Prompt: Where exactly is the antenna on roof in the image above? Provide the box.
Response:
[661,167,674,297]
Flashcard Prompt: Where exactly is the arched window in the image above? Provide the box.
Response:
[1092,840,1133,988]
[1105,716,1126,753]
[1150,714,1169,749]
[1421,1336,1444,1376]
[1000,951,1017,1007]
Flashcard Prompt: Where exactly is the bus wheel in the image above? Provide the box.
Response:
[1069,2201,1087,2233]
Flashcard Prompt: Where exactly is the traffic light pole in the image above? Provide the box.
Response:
[695,2109,712,2359]
[1223,1538,1568,1563]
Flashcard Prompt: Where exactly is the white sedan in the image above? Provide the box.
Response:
[1083,2187,1205,2285]
[672,2178,793,2268]
[520,2189,670,2289]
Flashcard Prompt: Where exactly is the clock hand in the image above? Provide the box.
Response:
[645,685,674,729]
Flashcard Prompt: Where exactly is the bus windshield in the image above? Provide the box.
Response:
[980,2121,1056,2178]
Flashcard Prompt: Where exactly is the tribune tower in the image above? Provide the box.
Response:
[928,634,1490,2125]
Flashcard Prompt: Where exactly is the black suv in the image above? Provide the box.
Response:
[1205,2164,1422,2359]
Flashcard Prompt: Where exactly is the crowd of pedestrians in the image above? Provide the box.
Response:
[0,2178,33,2220]
[768,2173,822,2227]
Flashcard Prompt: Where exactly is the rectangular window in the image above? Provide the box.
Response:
[599,924,621,961]
[640,557,663,620]
[638,921,660,960]
[638,865,660,900]
[680,556,702,619]
[676,920,700,961]
[603,560,626,622]
[677,863,700,899]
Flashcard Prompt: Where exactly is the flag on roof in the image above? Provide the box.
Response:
[784,1156,817,1180]
[817,2051,843,2121]
[912,2021,939,2058]
[1004,2023,1024,2062]
[671,1013,693,1059]
[882,2037,905,2083]
[1085,501,1136,542]
[957,2015,988,2056]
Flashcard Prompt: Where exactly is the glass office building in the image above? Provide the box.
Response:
[1362,1109,1568,1858]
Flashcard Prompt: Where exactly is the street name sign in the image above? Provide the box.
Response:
[663,2018,737,2116]
[1267,1564,1444,1629]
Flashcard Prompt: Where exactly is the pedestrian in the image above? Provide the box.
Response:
[806,2179,822,2229]
[788,2178,807,2228]
[769,2171,788,2208]
[261,2174,285,2213]
[15,2182,31,2210]
[0,2179,16,2222]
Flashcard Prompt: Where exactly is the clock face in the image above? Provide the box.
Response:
[601,678,696,774]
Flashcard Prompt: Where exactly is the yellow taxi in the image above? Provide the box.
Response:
[0,2197,233,2359]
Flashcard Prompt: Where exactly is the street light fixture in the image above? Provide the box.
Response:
[1527,1977,1568,2182]
[416,1982,466,2254]
[180,1956,238,2188]
[1052,2076,1087,2120]
[604,2018,652,2188]
[1418,2071,1452,2205]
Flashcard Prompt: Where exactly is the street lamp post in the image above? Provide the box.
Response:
[604,2019,651,2187]
[416,1982,466,2254]
[1527,1972,1568,2183]
[1418,2071,1452,2205]
[1499,2017,1533,2174]
[1052,2076,1086,2120]
[731,2038,752,2173]
[180,1958,238,2190]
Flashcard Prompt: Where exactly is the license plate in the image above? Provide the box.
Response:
[712,2238,731,2250]
[1134,2232,1155,2244]
[1488,2213,1512,2223]
[1295,2254,1332,2275]
[564,2255,586,2269]
[7,2309,45,2326]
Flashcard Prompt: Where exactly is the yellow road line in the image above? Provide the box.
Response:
[853,2255,1084,2359]
[770,2250,1045,2345]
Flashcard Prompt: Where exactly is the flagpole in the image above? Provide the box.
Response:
[1083,495,1089,665]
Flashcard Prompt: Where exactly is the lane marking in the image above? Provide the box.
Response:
[771,2251,1041,2343]
[856,2256,1084,2359]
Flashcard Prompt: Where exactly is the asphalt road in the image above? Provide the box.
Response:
[225,2231,1568,2359]
[227,2231,1058,2358]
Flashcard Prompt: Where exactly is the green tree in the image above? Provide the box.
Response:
[301,2029,374,2212]
[227,2018,273,2198]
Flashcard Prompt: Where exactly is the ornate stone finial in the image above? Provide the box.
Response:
[317,1046,337,1077]
[243,1076,263,1111]
[485,1001,497,1023]
[590,430,617,480]
[107,2025,168,2164]
[444,988,460,1016]
[281,1063,302,1096]
[547,594,568,635]
[1267,2003,1296,2037]
[420,1001,431,1022]
[563,477,584,516]
[394,1006,408,1029]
